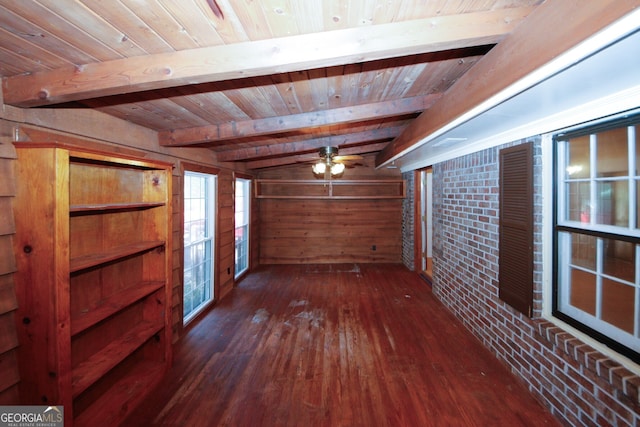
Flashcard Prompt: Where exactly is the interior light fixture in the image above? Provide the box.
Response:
[330,163,345,175]
[312,146,346,178]
[312,160,344,177]
[312,162,326,174]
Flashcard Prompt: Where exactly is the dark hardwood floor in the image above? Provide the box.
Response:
[125,264,560,427]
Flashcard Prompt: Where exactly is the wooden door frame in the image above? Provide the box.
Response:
[413,167,433,276]
[413,170,423,273]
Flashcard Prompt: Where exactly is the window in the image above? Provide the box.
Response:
[183,171,216,323]
[235,178,250,278]
[554,110,640,362]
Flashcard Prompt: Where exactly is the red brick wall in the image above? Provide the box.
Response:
[430,139,640,426]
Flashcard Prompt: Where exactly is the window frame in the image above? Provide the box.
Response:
[553,109,640,363]
[183,169,217,325]
[234,177,251,279]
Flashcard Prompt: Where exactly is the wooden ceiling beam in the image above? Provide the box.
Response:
[245,142,389,170]
[216,127,404,162]
[2,8,534,108]
[376,0,640,166]
[160,95,434,146]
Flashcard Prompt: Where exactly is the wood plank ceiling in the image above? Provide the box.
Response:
[0,0,542,170]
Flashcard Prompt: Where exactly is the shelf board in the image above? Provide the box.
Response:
[71,321,164,398]
[70,202,165,213]
[71,282,165,336]
[254,179,406,199]
[70,241,165,273]
[73,360,166,427]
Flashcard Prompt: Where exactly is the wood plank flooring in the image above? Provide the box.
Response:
[125,264,560,427]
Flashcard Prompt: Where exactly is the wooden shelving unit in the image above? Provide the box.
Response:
[254,179,406,199]
[12,142,173,427]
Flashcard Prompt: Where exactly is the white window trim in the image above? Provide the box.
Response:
[183,171,217,325]
[234,178,250,279]
[542,130,640,375]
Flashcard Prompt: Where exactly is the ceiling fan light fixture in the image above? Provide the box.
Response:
[312,146,347,177]
[330,162,345,175]
[319,146,339,158]
[312,162,326,174]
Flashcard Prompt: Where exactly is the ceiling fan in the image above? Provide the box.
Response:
[311,146,362,178]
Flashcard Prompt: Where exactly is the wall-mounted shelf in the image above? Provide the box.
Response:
[71,282,165,336]
[255,179,406,199]
[70,202,165,213]
[69,241,165,272]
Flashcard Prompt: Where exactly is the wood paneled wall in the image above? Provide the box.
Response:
[259,198,402,264]
[218,170,235,299]
[0,137,19,405]
[258,157,403,264]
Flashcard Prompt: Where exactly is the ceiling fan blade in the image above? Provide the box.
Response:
[344,162,364,168]
[333,155,363,161]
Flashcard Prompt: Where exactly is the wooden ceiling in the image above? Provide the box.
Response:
[0,0,543,170]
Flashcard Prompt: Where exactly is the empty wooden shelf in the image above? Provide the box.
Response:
[12,142,173,427]
[255,179,406,199]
